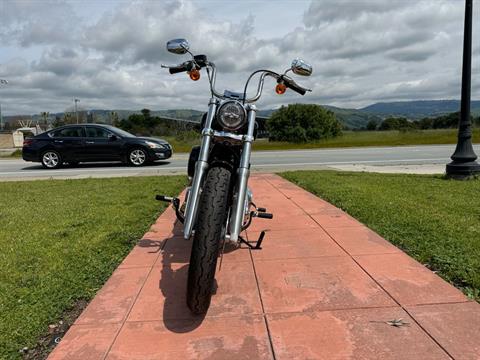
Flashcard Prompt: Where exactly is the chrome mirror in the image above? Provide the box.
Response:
[291,58,312,76]
[166,38,190,55]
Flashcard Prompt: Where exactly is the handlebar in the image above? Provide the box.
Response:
[163,59,311,103]
[280,75,310,96]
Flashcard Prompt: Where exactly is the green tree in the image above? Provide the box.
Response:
[415,112,476,130]
[40,112,49,126]
[141,108,151,120]
[266,104,342,143]
[109,111,119,126]
[117,109,198,136]
[378,117,417,131]
[417,117,433,129]
[53,116,64,128]
[63,112,74,125]
[366,119,377,131]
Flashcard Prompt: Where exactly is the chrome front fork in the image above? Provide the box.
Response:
[183,101,256,243]
[229,104,257,242]
[182,98,218,239]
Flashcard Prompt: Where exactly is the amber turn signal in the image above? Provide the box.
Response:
[275,83,286,95]
[189,69,200,81]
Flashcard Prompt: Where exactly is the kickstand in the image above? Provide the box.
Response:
[239,231,265,250]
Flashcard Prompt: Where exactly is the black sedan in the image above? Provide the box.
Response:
[22,124,172,169]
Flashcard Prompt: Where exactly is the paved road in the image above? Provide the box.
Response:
[0,144,478,181]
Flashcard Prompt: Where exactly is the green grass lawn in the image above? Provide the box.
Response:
[9,149,22,158]
[0,149,21,158]
[0,176,187,359]
[166,128,480,153]
[281,171,480,301]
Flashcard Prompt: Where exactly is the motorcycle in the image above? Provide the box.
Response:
[157,38,312,314]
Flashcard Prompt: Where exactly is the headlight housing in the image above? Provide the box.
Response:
[216,101,247,131]
[145,141,165,149]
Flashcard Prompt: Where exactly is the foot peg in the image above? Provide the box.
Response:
[242,204,273,231]
[253,206,272,219]
[155,194,184,223]
[255,212,273,219]
[156,195,174,202]
[239,231,266,250]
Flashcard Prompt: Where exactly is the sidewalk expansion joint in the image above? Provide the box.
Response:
[265,175,457,360]
[102,263,157,360]
[247,232,277,360]
[101,232,171,359]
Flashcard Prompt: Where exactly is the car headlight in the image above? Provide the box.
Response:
[145,141,164,149]
[216,101,247,131]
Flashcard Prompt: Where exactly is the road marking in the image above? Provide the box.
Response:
[0,166,187,176]
[251,158,447,167]
[250,144,473,156]
[0,158,447,177]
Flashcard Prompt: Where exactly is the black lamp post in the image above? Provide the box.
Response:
[446,0,480,178]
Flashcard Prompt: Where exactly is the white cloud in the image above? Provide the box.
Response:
[0,0,478,115]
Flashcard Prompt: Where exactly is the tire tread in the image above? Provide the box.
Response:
[186,166,231,314]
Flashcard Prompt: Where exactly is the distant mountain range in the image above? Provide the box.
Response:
[257,100,480,129]
[360,100,480,119]
[3,100,480,130]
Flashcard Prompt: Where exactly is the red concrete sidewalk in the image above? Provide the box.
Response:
[48,174,480,360]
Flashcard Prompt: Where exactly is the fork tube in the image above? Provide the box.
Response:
[230,105,256,242]
[183,98,218,239]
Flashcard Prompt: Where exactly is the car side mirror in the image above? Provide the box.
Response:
[108,134,118,141]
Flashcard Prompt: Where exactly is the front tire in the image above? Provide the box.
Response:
[41,150,62,169]
[187,166,231,314]
[127,148,148,166]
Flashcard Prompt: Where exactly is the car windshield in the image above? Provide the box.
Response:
[106,126,135,138]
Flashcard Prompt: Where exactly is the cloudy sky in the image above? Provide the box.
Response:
[0,0,479,115]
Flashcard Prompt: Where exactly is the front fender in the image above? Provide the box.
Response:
[208,143,240,173]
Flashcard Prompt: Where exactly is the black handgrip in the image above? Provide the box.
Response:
[256,212,273,219]
[169,65,188,74]
[283,78,307,95]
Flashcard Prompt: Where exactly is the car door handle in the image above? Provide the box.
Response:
[86,141,95,144]
[54,140,63,143]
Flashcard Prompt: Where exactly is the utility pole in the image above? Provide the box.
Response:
[0,79,8,131]
[446,0,480,178]
[74,98,80,124]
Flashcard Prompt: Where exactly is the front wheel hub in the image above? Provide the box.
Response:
[43,152,59,168]
[130,149,146,165]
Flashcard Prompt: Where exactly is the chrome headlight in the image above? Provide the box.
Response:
[216,101,247,131]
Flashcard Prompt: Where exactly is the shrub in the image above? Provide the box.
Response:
[378,117,417,131]
[174,130,199,142]
[266,104,342,143]
[366,119,378,131]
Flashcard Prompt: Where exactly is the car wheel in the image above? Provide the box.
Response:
[128,148,148,166]
[41,150,62,169]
